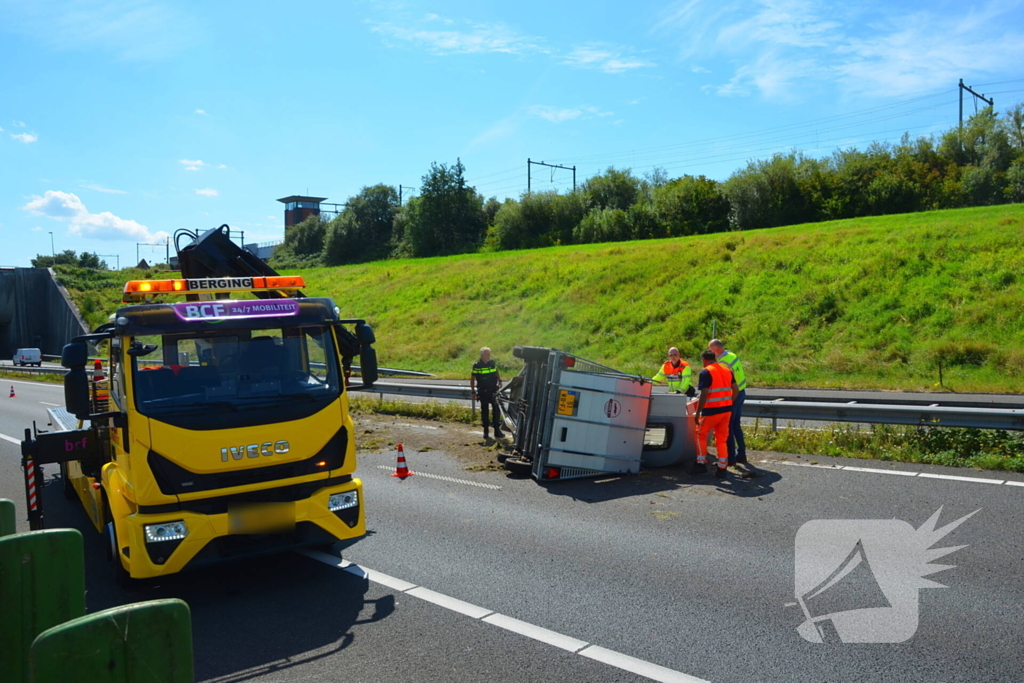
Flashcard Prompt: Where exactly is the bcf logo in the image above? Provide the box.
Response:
[793,508,977,643]
[604,399,621,418]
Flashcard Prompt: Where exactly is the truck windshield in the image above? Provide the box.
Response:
[130,326,340,415]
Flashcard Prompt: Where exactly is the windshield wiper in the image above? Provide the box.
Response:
[144,400,239,413]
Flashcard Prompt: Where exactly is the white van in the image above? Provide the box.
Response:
[13,348,42,367]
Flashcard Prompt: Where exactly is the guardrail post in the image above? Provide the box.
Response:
[30,599,194,683]
[0,529,86,683]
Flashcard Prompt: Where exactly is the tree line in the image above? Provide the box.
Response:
[272,104,1024,267]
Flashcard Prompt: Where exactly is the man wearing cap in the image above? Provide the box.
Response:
[709,338,747,466]
[471,347,505,440]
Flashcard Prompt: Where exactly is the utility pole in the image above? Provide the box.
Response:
[959,78,994,149]
[49,232,55,260]
[527,159,576,194]
[97,254,120,270]
[398,185,416,204]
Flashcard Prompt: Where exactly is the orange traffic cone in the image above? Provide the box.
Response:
[8,385,15,398]
[391,443,414,479]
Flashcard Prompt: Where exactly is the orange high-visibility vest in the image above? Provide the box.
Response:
[704,362,734,409]
[656,360,692,390]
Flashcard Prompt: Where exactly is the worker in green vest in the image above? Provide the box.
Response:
[709,339,747,466]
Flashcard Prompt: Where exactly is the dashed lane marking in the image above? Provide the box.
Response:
[766,460,1019,487]
[0,433,20,445]
[298,548,708,683]
[374,465,502,490]
[39,402,60,407]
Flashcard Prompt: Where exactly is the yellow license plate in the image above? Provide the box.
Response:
[557,389,579,416]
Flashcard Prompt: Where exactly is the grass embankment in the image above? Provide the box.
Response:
[304,204,1024,393]
[57,204,1024,392]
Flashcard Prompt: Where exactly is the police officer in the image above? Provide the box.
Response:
[471,347,504,440]
[652,347,695,396]
[709,338,747,466]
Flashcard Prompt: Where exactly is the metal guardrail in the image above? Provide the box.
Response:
[743,399,1024,431]
[367,382,1024,431]
[6,370,1022,431]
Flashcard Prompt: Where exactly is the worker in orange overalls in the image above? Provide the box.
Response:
[693,349,739,479]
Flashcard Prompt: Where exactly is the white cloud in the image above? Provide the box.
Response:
[179,158,208,171]
[657,0,1024,100]
[2,1,200,62]
[368,12,652,75]
[0,126,4,132]
[81,184,128,194]
[528,105,614,123]
[195,188,219,197]
[369,19,547,55]
[217,164,227,169]
[22,190,167,242]
[31,226,42,231]
[12,133,38,143]
[13,121,27,127]
[562,44,655,73]
[195,109,207,115]
[691,66,711,73]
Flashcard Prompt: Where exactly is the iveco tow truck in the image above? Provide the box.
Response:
[20,225,378,581]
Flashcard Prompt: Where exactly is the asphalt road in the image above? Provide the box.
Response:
[2,377,1023,682]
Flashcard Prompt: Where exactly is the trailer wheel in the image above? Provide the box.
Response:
[59,462,75,500]
[503,457,532,477]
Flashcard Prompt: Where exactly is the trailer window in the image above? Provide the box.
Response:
[131,326,340,419]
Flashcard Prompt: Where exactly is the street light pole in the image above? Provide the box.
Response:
[49,232,55,260]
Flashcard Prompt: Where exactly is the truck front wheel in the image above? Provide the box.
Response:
[106,521,131,586]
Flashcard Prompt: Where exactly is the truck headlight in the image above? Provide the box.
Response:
[328,491,358,511]
[144,521,188,543]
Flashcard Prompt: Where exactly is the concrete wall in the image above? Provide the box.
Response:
[0,268,91,358]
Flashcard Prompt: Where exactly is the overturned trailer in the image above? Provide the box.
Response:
[499,346,698,481]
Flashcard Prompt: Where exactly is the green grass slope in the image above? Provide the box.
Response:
[309,204,1024,392]
[58,204,1024,393]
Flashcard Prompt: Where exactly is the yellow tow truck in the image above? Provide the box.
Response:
[20,225,378,581]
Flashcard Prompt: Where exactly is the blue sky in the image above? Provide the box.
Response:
[2,0,1023,268]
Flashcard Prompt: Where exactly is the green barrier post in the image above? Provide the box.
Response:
[30,599,195,683]
[0,498,15,537]
[0,529,86,683]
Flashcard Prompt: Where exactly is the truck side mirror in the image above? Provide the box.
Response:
[61,341,88,368]
[61,341,91,418]
[359,346,378,388]
[355,323,376,345]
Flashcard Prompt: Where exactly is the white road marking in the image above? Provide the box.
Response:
[482,613,589,653]
[917,473,1004,484]
[406,586,494,619]
[843,465,918,476]
[1,379,62,387]
[765,459,1022,487]
[301,550,705,682]
[0,432,21,445]
[375,465,502,490]
[39,402,60,407]
[579,645,709,683]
